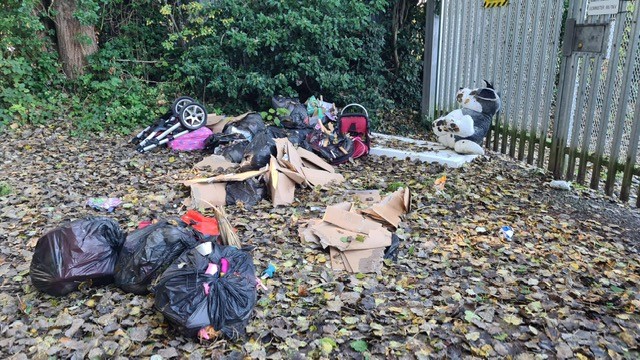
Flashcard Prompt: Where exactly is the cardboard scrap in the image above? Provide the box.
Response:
[187,182,227,209]
[301,204,392,273]
[184,167,268,185]
[266,156,296,206]
[183,138,344,208]
[361,187,411,228]
[183,167,266,209]
[194,155,236,170]
[206,112,250,134]
[266,138,344,206]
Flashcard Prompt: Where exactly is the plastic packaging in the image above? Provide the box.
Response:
[114,218,198,295]
[30,217,126,296]
[223,113,266,141]
[500,226,514,241]
[271,96,309,129]
[225,178,266,208]
[153,244,257,339]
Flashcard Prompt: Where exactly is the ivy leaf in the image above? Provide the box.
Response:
[350,340,368,352]
[464,310,480,323]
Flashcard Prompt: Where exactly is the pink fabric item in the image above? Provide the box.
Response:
[168,126,212,151]
[205,263,218,275]
[220,258,229,275]
[202,283,211,295]
[352,136,369,159]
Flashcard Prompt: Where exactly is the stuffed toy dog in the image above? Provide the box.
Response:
[433,80,501,155]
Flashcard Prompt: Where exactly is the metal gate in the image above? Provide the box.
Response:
[431,0,640,206]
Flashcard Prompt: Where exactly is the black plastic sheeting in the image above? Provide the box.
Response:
[225,178,266,208]
[30,217,126,296]
[306,129,355,165]
[271,96,309,129]
[153,243,257,339]
[383,234,401,262]
[114,219,199,295]
[237,127,288,171]
[222,113,266,141]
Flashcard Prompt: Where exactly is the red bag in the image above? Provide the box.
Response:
[337,104,370,157]
[181,210,220,236]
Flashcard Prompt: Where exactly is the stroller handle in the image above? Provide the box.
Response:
[340,103,368,117]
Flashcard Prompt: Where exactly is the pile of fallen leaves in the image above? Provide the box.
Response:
[0,124,639,359]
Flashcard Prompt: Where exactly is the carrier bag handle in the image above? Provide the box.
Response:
[340,103,369,118]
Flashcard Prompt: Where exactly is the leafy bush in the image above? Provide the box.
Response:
[161,0,393,126]
[0,0,67,125]
[2,0,429,134]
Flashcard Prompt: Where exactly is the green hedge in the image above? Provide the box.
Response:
[1,0,428,134]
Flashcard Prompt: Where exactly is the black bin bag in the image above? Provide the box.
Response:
[153,243,257,339]
[114,218,198,295]
[30,217,126,296]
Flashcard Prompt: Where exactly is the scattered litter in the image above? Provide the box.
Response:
[30,217,126,296]
[360,187,411,229]
[168,126,213,151]
[261,263,277,279]
[132,96,208,153]
[114,218,199,295]
[86,197,122,212]
[337,104,370,158]
[475,226,488,234]
[500,226,514,241]
[153,243,257,340]
[300,187,411,273]
[549,180,572,190]
[181,210,220,236]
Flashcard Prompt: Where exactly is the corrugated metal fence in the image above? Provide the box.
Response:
[431,0,640,206]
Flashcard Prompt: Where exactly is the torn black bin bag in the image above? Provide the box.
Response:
[153,244,257,339]
[214,139,249,163]
[383,234,401,262]
[30,217,126,296]
[114,218,198,295]
[222,113,266,141]
[225,178,266,208]
[287,128,314,149]
[204,132,246,152]
[271,96,309,129]
[237,130,277,171]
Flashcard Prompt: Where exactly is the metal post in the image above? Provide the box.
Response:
[421,0,438,123]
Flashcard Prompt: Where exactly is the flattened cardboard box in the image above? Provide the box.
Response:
[206,112,250,134]
[183,168,266,208]
[361,187,411,228]
[305,204,392,273]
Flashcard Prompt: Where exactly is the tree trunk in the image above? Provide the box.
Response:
[52,0,98,79]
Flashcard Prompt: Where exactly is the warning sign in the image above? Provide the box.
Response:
[586,0,619,16]
[483,0,509,7]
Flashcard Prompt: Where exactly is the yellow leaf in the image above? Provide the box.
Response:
[434,175,447,191]
[503,314,522,325]
[466,331,480,341]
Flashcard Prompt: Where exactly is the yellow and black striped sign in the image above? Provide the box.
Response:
[483,0,509,7]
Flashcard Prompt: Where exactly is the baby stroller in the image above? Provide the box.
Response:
[132,96,208,153]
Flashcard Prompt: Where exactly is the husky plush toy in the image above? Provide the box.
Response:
[433,80,501,155]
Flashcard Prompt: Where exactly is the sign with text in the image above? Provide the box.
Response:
[587,0,619,16]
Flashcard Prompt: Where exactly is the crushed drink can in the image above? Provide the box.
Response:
[500,226,514,241]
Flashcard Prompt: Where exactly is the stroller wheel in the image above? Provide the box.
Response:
[179,103,207,130]
[172,96,196,116]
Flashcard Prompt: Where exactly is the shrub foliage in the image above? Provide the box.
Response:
[1,0,428,133]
